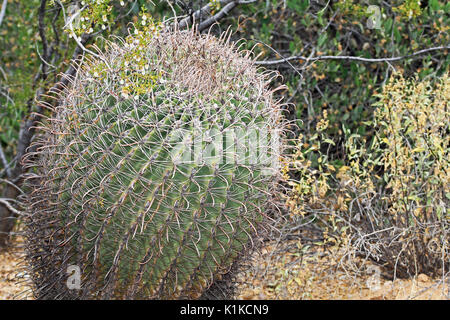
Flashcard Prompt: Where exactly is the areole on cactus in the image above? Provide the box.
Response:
[22,24,287,299]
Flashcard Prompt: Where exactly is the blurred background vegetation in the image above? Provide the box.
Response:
[0,0,448,284]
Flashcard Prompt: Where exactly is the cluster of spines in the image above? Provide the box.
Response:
[23,27,285,299]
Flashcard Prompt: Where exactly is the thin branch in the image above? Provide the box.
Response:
[198,1,238,32]
[38,0,50,79]
[255,46,450,65]
[0,144,11,178]
[0,0,7,28]
[35,41,57,70]
[178,0,246,31]
[0,199,22,216]
[0,178,23,193]
[178,0,216,29]
[64,4,103,61]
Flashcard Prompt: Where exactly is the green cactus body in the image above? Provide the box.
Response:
[24,28,285,299]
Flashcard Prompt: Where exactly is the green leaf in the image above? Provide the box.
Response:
[317,33,327,47]
[430,0,439,11]
[287,0,310,14]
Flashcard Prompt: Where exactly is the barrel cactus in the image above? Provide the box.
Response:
[23,26,286,299]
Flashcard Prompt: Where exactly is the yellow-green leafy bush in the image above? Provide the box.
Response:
[286,73,449,278]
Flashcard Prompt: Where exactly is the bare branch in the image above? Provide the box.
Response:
[38,0,50,79]
[178,0,216,29]
[0,143,11,178]
[178,0,248,31]
[255,46,450,65]
[198,1,238,32]
[64,5,104,61]
[0,178,23,193]
[0,198,22,216]
[0,0,7,28]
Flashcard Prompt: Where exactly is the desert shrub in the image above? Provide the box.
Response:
[235,0,449,148]
[286,72,449,278]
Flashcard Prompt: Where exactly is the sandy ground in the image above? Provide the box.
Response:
[0,245,31,300]
[1,239,448,300]
[233,241,449,300]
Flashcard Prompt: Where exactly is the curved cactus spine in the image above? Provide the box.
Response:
[23,26,287,299]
